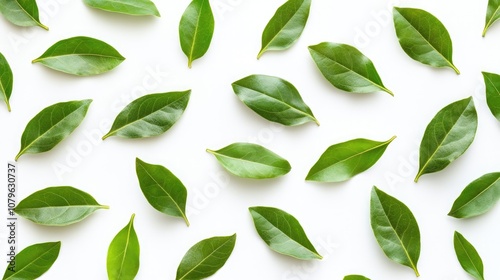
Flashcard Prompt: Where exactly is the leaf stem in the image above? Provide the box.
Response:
[257,49,265,59]
[38,22,49,31]
[6,100,11,112]
[450,63,460,75]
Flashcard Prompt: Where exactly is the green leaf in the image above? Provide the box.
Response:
[15,99,92,161]
[83,0,160,16]
[207,143,291,179]
[135,158,189,226]
[32,36,125,76]
[103,90,191,140]
[249,206,322,260]
[176,234,236,280]
[308,42,393,95]
[15,186,108,226]
[343,276,370,280]
[415,97,477,182]
[483,0,500,36]
[454,231,485,280]
[179,0,214,68]
[448,172,500,219]
[482,71,500,122]
[232,74,319,126]
[370,187,420,276]
[0,52,13,112]
[107,214,140,280]
[0,0,48,30]
[257,0,311,58]
[306,136,396,183]
[393,7,459,74]
[2,242,60,280]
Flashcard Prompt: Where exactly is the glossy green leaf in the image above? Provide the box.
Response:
[32,36,125,76]
[482,72,500,122]
[15,99,92,161]
[0,0,48,30]
[207,143,291,179]
[454,231,485,280]
[483,0,500,36]
[83,0,160,16]
[415,97,477,182]
[343,276,370,280]
[0,52,13,112]
[179,0,214,68]
[393,7,459,74]
[135,158,189,226]
[449,172,500,219]
[370,187,420,276]
[249,206,322,260]
[306,136,396,183]
[257,0,311,58]
[176,234,236,280]
[2,242,60,280]
[103,91,191,140]
[15,186,108,226]
[232,74,319,126]
[308,42,393,95]
[107,214,140,280]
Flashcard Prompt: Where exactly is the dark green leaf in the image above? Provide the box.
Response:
[0,52,13,112]
[454,231,485,280]
[32,36,125,76]
[83,0,160,16]
[0,0,48,30]
[176,234,236,280]
[179,0,214,68]
[482,71,500,122]
[15,186,108,226]
[107,214,140,280]
[483,0,500,36]
[308,42,393,95]
[2,242,60,280]
[415,97,477,182]
[207,143,291,179]
[370,187,420,276]
[103,91,191,140]
[343,276,370,280]
[249,206,322,260]
[449,172,500,219]
[306,136,396,183]
[135,158,189,226]
[257,0,311,58]
[393,7,459,74]
[15,99,92,161]
[232,74,319,126]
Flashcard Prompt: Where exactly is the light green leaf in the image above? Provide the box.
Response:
[2,242,60,280]
[107,214,140,280]
[83,0,160,16]
[0,0,48,30]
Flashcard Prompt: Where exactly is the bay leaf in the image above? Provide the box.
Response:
[2,242,60,280]
[0,0,48,30]
[454,231,485,280]
[0,52,13,112]
[483,0,500,36]
[107,214,140,280]
[83,0,160,16]
[482,71,500,122]
[344,276,370,280]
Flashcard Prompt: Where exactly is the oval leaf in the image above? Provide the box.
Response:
[449,172,500,219]
[2,241,60,280]
[135,158,189,226]
[344,276,370,280]
[257,0,311,58]
[0,52,13,112]
[306,136,396,183]
[207,143,291,179]
[83,0,160,16]
[483,0,500,36]
[107,214,140,280]
[176,234,236,280]
[15,99,92,161]
[0,0,48,30]
[482,71,500,122]
[32,36,125,76]
[454,231,485,280]
[249,206,322,260]
[308,42,393,95]
[232,74,319,126]
[15,186,108,226]
[415,97,477,182]
[179,0,214,68]
[393,7,459,74]
[103,90,191,140]
[370,187,420,276]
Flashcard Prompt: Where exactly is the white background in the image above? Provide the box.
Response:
[1,0,500,279]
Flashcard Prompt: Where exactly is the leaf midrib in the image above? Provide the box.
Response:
[210,151,288,171]
[4,243,58,279]
[34,53,124,62]
[484,4,500,34]
[90,0,154,11]
[187,0,206,66]
[450,176,500,216]
[116,219,134,280]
